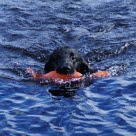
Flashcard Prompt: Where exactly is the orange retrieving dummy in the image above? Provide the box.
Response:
[27,68,82,80]
[27,68,109,81]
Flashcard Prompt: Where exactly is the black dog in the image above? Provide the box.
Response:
[44,46,89,75]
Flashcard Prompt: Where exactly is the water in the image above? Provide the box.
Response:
[0,0,136,135]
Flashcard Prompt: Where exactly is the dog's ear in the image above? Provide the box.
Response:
[76,59,89,74]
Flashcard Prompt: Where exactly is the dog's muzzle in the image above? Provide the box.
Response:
[56,63,75,75]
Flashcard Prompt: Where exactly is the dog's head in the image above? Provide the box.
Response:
[44,46,89,75]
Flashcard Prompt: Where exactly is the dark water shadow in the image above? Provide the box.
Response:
[47,77,94,99]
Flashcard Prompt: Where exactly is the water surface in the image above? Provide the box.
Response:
[0,0,136,135]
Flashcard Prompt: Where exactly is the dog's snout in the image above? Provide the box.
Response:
[56,64,75,75]
[61,65,71,73]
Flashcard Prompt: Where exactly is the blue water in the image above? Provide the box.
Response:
[0,0,136,135]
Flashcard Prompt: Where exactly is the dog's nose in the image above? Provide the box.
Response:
[57,64,75,75]
[61,65,71,74]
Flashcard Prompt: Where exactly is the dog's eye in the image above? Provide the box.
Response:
[70,52,74,57]
[57,54,61,58]
[70,52,76,60]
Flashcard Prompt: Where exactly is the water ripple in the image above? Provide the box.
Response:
[0,0,136,135]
